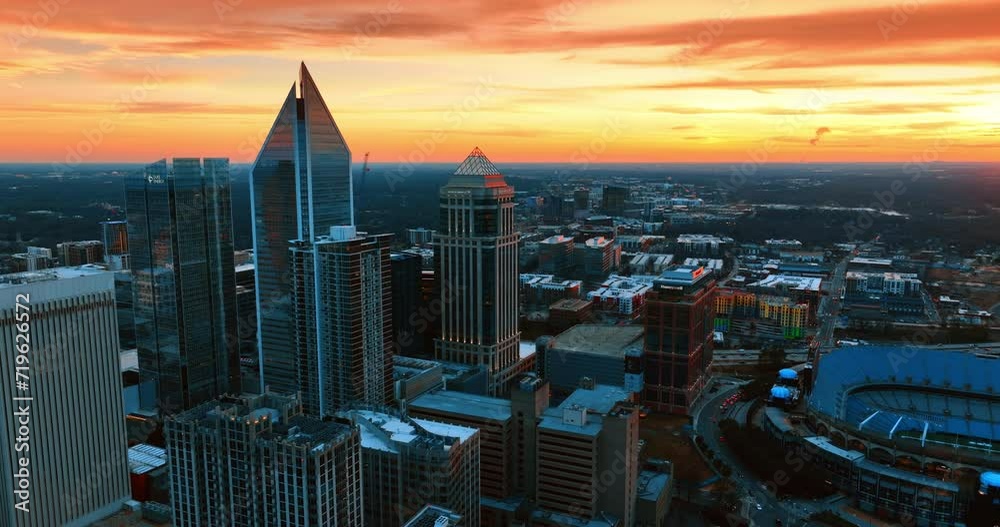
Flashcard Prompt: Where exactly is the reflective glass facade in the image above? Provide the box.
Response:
[126,158,238,411]
[251,63,353,394]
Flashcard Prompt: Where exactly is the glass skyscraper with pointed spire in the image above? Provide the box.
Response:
[251,63,354,394]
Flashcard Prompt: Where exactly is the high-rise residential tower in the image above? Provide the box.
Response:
[340,408,480,526]
[289,226,393,416]
[644,265,717,414]
[166,392,363,527]
[434,148,521,395]
[126,158,239,411]
[251,63,353,394]
[101,220,130,270]
[0,266,130,526]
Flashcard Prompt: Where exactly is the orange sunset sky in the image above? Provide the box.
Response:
[1,0,999,164]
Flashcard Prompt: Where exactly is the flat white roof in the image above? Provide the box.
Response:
[0,265,114,304]
[749,274,822,292]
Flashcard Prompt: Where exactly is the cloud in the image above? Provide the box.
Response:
[810,127,832,146]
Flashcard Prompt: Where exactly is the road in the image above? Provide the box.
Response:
[713,349,808,367]
[693,383,848,527]
[816,255,849,351]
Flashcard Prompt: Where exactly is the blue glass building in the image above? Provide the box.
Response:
[125,158,239,411]
[251,63,353,394]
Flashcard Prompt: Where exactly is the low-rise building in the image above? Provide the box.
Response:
[543,324,644,394]
[587,275,653,320]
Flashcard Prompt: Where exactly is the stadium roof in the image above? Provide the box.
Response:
[810,345,1000,447]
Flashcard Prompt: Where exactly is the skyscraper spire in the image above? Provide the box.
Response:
[448,147,508,188]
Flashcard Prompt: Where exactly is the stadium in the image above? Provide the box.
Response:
[765,344,1000,526]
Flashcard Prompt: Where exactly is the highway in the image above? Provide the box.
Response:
[816,255,849,350]
[693,383,845,526]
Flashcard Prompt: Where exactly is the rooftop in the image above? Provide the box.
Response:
[588,277,652,299]
[541,235,574,245]
[409,390,512,422]
[850,257,893,266]
[803,435,865,462]
[559,383,630,414]
[550,298,593,311]
[128,444,166,475]
[637,470,672,502]
[0,264,114,304]
[748,274,822,292]
[446,147,509,189]
[585,236,615,249]
[347,409,478,454]
[539,407,604,437]
[656,265,710,287]
[551,324,644,358]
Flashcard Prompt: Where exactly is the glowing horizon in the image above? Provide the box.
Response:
[1,0,999,165]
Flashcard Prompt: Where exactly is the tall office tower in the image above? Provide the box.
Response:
[581,236,621,279]
[644,265,717,414]
[289,226,393,416]
[537,235,575,276]
[602,184,627,215]
[341,408,480,527]
[391,251,426,358]
[251,62,353,395]
[101,220,130,270]
[234,260,257,390]
[166,392,363,527]
[573,187,590,211]
[510,374,550,498]
[434,148,520,395]
[0,266,130,526]
[126,158,239,411]
[57,240,105,266]
[114,270,136,349]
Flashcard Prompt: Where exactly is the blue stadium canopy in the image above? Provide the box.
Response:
[778,368,798,381]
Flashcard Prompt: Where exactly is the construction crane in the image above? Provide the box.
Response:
[355,151,371,211]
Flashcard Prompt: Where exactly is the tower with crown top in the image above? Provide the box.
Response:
[434,148,522,395]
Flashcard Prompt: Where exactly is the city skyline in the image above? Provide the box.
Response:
[1,1,999,164]
[0,3,998,526]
